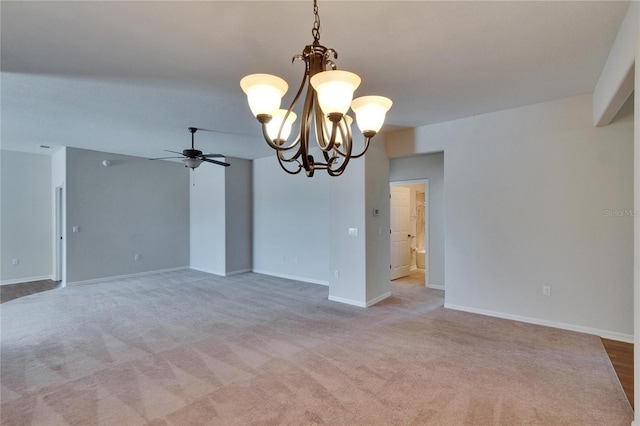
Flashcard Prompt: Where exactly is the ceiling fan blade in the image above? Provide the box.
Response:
[201,153,225,158]
[164,150,184,155]
[201,158,230,167]
[196,128,255,137]
[149,156,184,160]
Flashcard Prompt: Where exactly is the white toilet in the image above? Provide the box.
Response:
[416,249,426,269]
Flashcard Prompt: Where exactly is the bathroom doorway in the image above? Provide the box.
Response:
[390,180,429,286]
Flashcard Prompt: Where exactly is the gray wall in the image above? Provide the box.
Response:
[225,157,252,274]
[390,152,445,288]
[1,150,52,284]
[65,148,189,283]
[387,93,633,340]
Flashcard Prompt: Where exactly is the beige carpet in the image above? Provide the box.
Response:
[0,270,633,425]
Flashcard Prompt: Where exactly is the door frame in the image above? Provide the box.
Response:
[53,186,64,282]
[389,179,430,286]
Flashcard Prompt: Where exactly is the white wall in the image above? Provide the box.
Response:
[390,153,445,288]
[252,136,391,306]
[1,150,53,284]
[252,139,390,307]
[634,9,639,414]
[329,152,367,304]
[387,93,634,340]
[65,148,189,283]
[190,163,226,275]
[364,135,392,304]
[225,157,252,275]
[252,153,330,284]
[633,4,640,418]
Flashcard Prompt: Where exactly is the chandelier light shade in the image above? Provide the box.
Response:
[351,96,393,135]
[240,0,392,177]
[324,115,352,146]
[240,74,289,117]
[309,70,361,116]
[265,109,297,141]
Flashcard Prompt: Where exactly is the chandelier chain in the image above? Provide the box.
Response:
[312,0,321,43]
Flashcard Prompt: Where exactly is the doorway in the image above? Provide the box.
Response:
[390,180,428,286]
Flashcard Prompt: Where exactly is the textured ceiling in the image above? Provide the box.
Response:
[0,1,630,159]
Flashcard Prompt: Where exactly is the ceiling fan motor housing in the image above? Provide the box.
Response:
[183,149,202,158]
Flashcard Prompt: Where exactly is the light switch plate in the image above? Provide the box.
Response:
[348,228,359,236]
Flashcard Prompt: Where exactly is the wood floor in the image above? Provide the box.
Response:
[602,338,634,408]
[0,279,61,303]
[394,268,426,286]
[2,276,635,409]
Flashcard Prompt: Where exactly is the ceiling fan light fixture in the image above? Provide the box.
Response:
[149,128,230,168]
[183,157,203,169]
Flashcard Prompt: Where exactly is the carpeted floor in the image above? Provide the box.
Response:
[0,270,633,425]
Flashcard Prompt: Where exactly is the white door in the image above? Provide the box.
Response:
[390,186,411,280]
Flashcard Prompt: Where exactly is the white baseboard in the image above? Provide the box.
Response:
[444,303,634,343]
[329,291,393,308]
[328,295,366,307]
[366,291,392,307]
[225,269,252,277]
[189,266,225,276]
[66,267,188,286]
[252,269,329,286]
[1,275,53,286]
[190,267,252,277]
[427,284,445,291]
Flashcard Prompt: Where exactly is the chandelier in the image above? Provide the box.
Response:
[240,0,392,177]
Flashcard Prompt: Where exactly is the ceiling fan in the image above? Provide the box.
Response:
[149,127,230,169]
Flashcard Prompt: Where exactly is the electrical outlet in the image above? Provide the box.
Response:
[12,258,19,266]
[134,254,141,261]
[334,270,340,278]
[543,286,551,296]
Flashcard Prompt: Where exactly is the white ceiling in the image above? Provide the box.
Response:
[0,1,630,160]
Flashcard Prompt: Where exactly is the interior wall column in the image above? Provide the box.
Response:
[634,3,640,419]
